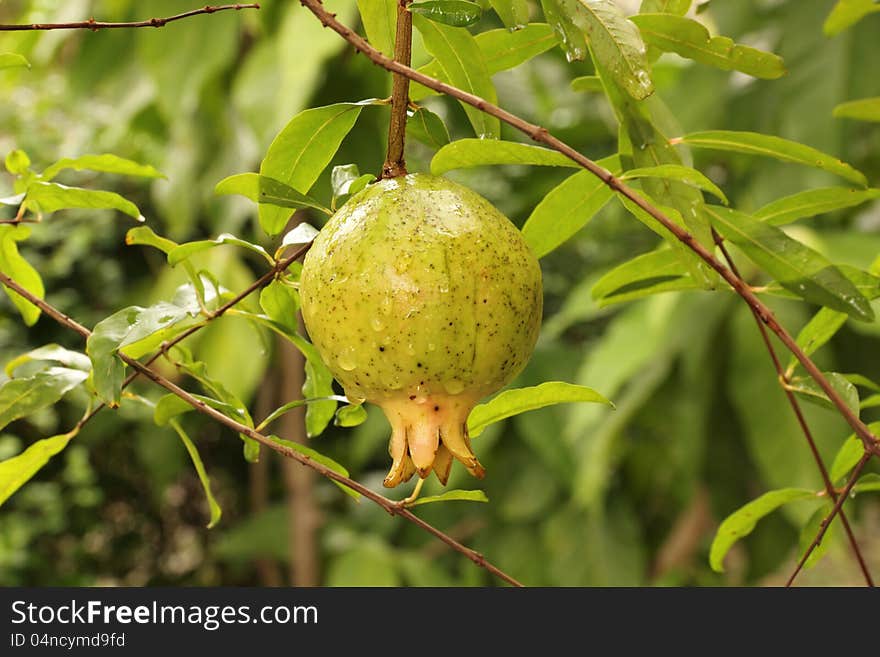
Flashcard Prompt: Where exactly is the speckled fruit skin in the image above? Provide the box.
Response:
[299,173,542,487]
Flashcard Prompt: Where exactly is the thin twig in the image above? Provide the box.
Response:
[787,452,872,586]
[382,0,413,179]
[298,0,880,460]
[714,230,873,586]
[0,269,523,588]
[0,4,260,31]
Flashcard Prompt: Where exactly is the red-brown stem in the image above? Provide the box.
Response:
[381,1,413,179]
[787,453,872,586]
[298,0,880,460]
[714,231,873,586]
[0,4,259,31]
[0,269,523,588]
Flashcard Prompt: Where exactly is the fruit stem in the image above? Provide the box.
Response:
[399,477,426,507]
[381,0,412,179]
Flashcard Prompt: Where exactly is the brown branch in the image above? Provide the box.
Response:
[298,0,880,461]
[714,231,873,587]
[0,269,523,588]
[787,452,872,586]
[0,4,260,31]
[382,0,413,179]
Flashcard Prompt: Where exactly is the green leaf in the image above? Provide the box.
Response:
[467,381,612,438]
[168,233,273,267]
[255,396,349,432]
[679,131,868,187]
[24,182,143,221]
[640,0,691,14]
[5,344,91,377]
[5,149,30,175]
[621,164,728,204]
[412,14,500,138]
[521,155,620,258]
[710,488,819,572]
[707,205,874,321]
[833,97,880,123]
[824,0,880,36]
[87,294,202,405]
[409,1,482,27]
[754,188,880,226]
[0,225,44,326]
[125,226,178,255]
[431,139,579,174]
[411,24,557,100]
[787,372,860,416]
[281,223,320,248]
[540,0,588,62]
[591,247,693,305]
[786,308,848,374]
[406,108,451,149]
[798,504,835,570]
[215,173,331,215]
[829,432,869,483]
[631,14,786,79]
[408,489,489,506]
[331,164,361,199]
[41,154,164,182]
[259,103,366,235]
[571,75,604,92]
[268,435,359,499]
[0,368,88,431]
[169,419,222,528]
[259,280,300,333]
[560,0,654,100]
[853,473,880,495]
[0,430,76,508]
[357,0,398,56]
[489,0,530,29]
[0,53,30,70]
[334,404,368,427]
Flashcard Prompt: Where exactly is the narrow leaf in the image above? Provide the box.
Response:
[853,473,880,495]
[786,308,847,374]
[0,225,44,326]
[708,205,874,321]
[679,131,868,187]
[281,223,320,248]
[5,344,91,377]
[406,108,451,149]
[622,164,728,204]
[259,103,365,234]
[640,0,691,14]
[829,432,869,483]
[540,0,588,62]
[562,0,654,100]
[215,173,331,215]
[409,489,489,506]
[259,280,300,333]
[0,53,30,70]
[169,419,222,528]
[432,139,579,174]
[412,14,500,138]
[833,97,880,123]
[824,0,880,36]
[710,488,819,572]
[168,233,273,267]
[125,226,178,255]
[571,75,604,92]
[25,182,143,221]
[631,14,786,79]
[754,188,880,226]
[467,381,612,438]
[591,247,689,303]
[5,150,30,175]
[409,1,482,27]
[787,372,860,416]
[334,404,368,427]
[269,435,360,499]
[798,504,835,570]
[489,0,530,29]
[0,430,76,508]
[0,368,88,431]
[256,396,349,432]
[357,0,398,56]
[521,155,620,258]
[41,154,163,181]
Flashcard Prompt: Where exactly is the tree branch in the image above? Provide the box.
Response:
[0,269,523,588]
[714,230,873,587]
[382,0,413,179]
[0,4,260,31]
[297,0,880,460]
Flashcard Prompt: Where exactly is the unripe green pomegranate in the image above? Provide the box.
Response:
[299,173,542,487]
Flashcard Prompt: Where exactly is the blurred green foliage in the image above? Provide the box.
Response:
[1,0,879,586]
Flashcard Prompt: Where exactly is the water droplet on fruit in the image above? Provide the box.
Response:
[444,378,465,395]
[338,349,357,371]
[371,317,385,331]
